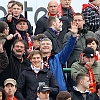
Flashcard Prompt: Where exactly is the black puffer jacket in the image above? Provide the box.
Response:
[8,51,30,80]
[15,66,59,100]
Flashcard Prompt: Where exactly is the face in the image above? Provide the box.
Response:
[30,54,42,68]
[87,41,97,52]
[60,0,72,8]
[73,15,85,29]
[40,41,52,55]
[83,56,95,63]
[4,27,9,36]
[81,77,90,89]
[12,4,23,17]
[0,92,2,100]
[4,84,16,97]
[93,0,100,6]
[7,3,13,14]
[13,42,25,57]
[47,0,58,15]
[33,40,40,49]
[37,91,50,100]
[54,18,62,31]
[16,21,28,31]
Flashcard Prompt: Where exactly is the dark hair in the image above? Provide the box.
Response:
[96,83,100,92]
[75,73,89,86]
[56,91,71,100]
[11,1,23,10]
[89,0,95,2]
[47,16,56,27]
[8,0,16,5]
[30,50,42,60]
[73,13,85,20]
[12,39,26,50]
[0,87,7,100]
[31,34,47,42]
[0,21,8,33]
[86,37,99,50]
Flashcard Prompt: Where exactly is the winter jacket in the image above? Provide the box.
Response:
[89,92,100,100]
[71,60,100,83]
[34,6,74,35]
[0,33,9,86]
[15,67,59,100]
[82,2,100,32]
[3,14,33,57]
[63,29,95,68]
[44,28,63,54]
[8,51,30,80]
[71,86,92,100]
[48,35,76,91]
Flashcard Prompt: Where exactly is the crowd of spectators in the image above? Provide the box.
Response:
[0,0,100,100]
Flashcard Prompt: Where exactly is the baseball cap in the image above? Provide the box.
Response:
[4,78,16,86]
[16,18,28,24]
[37,84,50,92]
[83,47,94,57]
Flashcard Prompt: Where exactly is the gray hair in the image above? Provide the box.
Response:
[40,38,52,46]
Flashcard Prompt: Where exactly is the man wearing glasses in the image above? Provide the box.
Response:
[63,13,95,90]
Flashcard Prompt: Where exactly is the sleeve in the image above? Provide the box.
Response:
[15,72,26,100]
[49,71,59,95]
[82,8,99,32]
[0,51,9,73]
[71,62,88,81]
[59,35,76,64]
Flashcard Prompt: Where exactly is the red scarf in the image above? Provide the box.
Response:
[16,30,33,51]
[58,3,75,16]
[82,2,99,11]
[48,3,75,17]
[95,51,100,61]
[8,97,18,100]
[44,54,51,69]
[85,63,96,93]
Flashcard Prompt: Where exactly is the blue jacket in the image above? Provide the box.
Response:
[49,35,76,91]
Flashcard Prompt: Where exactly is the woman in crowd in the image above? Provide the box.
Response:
[86,37,100,61]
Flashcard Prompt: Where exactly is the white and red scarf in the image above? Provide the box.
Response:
[16,30,33,51]
[85,63,96,93]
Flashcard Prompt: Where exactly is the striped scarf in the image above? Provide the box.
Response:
[16,30,33,51]
[85,63,96,93]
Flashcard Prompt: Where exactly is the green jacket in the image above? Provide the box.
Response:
[71,61,100,83]
[63,30,95,67]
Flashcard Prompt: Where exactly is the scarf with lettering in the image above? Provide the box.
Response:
[85,63,96,93]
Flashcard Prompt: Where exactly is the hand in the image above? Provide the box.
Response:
[68,21,78,37]
[0,42,4,53]
[86,58,95,67]
[6,34,14,40]
[7,14,12,22]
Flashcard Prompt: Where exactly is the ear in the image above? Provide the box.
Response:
[37,92,40,97]
[3,29,6,34]
[80,80,83,85]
